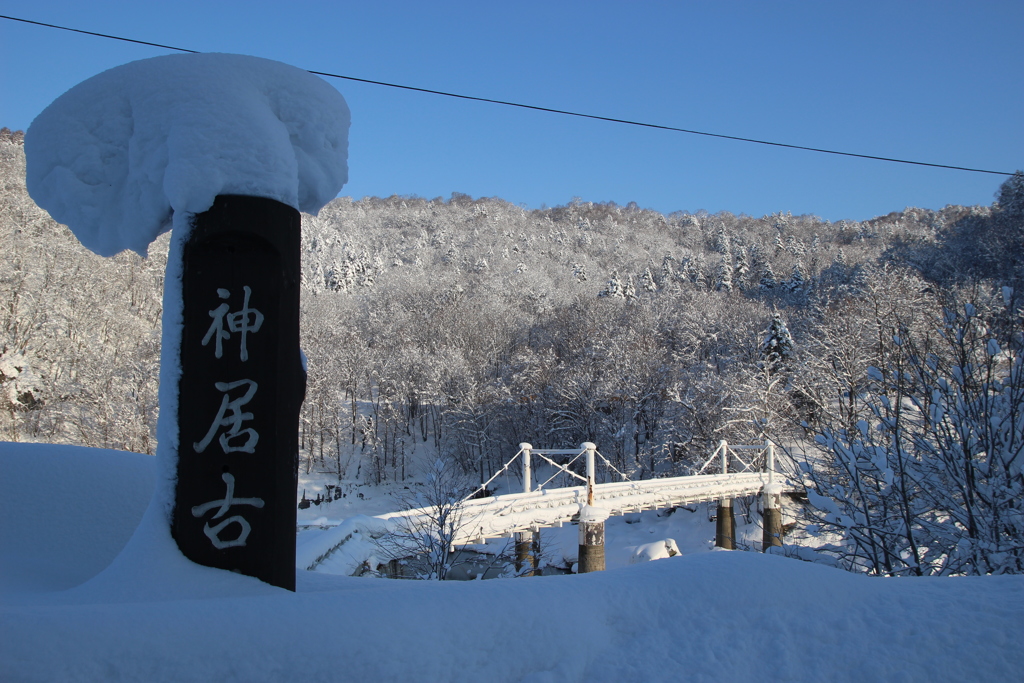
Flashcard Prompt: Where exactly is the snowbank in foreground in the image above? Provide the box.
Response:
[25,53,350,256]
[0,443,153,594]
[2,442,1021,682]
[5,551,1021,682]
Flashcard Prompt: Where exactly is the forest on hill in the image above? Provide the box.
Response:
[2,127,1022,575]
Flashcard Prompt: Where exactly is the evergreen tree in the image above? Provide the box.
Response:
[692,255,708,290]
[623,274,637,299]
[761,312,793,370]
[995,170,1024,218]
[715,254,733,292]
[639,267,657,293]
[773,233,785,253]
[748,243,766,279]
[599,271,624,298]
[358,252,377,287]
[713,226,730,254]
[787,262,805,293]
[759,262,777,290]
[734,247,750,291]
[786,234,807,256]
[326,259,354,292]
[660,254,675,287]
[993,170,1024,282]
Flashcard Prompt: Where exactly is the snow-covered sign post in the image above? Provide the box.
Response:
[24,54,350,591]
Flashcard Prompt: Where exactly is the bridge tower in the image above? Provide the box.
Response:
[515,443,540,575]
[762,443,784,551]
[578,442,609,573]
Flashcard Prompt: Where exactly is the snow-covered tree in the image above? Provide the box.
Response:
[623,275,637,299]
[377,458,476,580]
[639,267,657,293]
[787,262,805,293]
[761,312,793,371]
[713,226,730,254]
[691,254,709,290]
[733,247,750,291]
[786,234,806,256]
[0,351,42,429]
[659,254,676,287]
[715,254,733,292]
[773,232,785,253]
[598,271,625,298]
[993,170,1024,283]
[800,296,1024,576]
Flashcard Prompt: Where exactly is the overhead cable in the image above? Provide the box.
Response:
[1,14,1014,177]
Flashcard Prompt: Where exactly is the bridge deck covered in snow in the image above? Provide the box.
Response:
[383,470,791,545]
[299,441,799,573]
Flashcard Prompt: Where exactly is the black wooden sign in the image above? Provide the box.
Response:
[172,195,304,591]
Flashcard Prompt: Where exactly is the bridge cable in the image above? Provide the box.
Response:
[463,449,523,502]
[594,450,632,482]
[695,445,725,476]
[534,451,587,490]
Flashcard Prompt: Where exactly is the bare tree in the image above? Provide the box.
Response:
[377,457,477,580]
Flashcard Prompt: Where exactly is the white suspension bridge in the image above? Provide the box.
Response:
[300,440,799,575]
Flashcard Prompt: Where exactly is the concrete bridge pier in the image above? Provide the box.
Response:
[715,497,736,549]
[515,529,539,576]
[762,487,784,551]
[578,505,609,573]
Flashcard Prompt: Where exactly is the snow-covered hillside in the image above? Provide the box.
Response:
[2,442,1021,682]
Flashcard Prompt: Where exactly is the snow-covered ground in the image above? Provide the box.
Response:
[3,441,1021,682]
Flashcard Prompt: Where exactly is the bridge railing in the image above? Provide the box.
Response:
[692,440,779,479]
[464,441,630,505]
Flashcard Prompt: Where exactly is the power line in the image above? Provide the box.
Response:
[2,13,1014,178]
[1,14,199,55]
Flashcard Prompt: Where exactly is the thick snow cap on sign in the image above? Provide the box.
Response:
[25,53,350,257]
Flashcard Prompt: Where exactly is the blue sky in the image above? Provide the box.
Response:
[2,1,1021,222]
